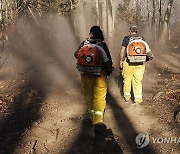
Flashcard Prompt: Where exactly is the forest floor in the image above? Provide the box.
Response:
[0,43,179,154]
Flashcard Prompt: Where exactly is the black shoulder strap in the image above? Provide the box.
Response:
[129,35,143,41]
[96,41,104,48]
[125,35,131,41]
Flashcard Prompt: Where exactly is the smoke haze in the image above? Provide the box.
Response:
[8,15,81,91]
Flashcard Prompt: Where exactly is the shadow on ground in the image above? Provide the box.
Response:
[106,92,156,154]
[0,82,45,154]
[115,72,123,97]
[66,118,122,154]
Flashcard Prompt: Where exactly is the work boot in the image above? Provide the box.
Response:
[124,95,131,103]
[94,123,107,136]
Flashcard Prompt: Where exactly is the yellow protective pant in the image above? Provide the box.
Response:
[122,60,145,103]
[81,72,107,124]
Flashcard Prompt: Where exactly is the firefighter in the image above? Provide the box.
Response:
[74,26,113,134]
[119,25,153,104]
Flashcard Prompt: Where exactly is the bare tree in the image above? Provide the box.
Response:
[158,0,162,26]
[135,0,140,25]
[94,0,114,42]
[160,0,174,42]
[152,0,155,26]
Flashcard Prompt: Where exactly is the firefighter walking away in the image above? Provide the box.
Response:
[119,24,153,104]
[74,25,113,135]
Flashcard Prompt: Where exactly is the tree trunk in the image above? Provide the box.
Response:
[135,0,140,25]
[158,0,162,27]
[160,0,174,43]
[95,0,100,25]
[101,0,108,38]
[147,0,150,21]
[95,0,114,44]
[152,0,155,27]
[152,0,156,40]
[77,0,87,40]
[107,0,114,38]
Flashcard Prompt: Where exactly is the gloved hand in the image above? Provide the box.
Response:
[146,52,154,61]
[104,62,114,76]
[119,61,123,71]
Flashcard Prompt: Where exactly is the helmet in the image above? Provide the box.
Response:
[130,24,138,32]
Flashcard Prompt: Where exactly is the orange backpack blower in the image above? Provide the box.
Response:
[77,45,103,67]
[127,37,150,63]
[76,41,104,75]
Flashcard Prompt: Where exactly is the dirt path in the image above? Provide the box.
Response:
[0,42,179,154]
